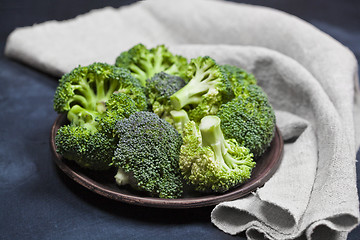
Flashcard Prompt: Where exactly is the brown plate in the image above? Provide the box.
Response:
[50,114,283,208]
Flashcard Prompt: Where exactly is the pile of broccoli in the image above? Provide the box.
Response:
[53,44,276,199]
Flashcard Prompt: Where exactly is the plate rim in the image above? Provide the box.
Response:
[50,114,283,209]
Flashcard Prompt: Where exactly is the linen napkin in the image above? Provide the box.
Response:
[5,0,360,239]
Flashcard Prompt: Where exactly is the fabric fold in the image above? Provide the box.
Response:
[194,45,358,239]
[4,0,359,239]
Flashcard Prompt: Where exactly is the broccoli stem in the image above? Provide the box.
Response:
[170,109,190,134]
[212,141,232,172]
[68,95,88,109]
[114,168,131,186]
[81,75,120,114]
[153,48,164,71]
[67,105,99,132]
[129,65,148,86]
[165,63,179,75]
[114,168,139,190]
[199,115,223,147]
[199,116,236,171]
[95,79,121,113]
[152,47,178,75]
[223,152,245,169]
[72,79,96,110]
[170,80,204,110]
[170,63,217,110]
[68,77,103,115]
[105,82,121,99]
[96,77,106,100]
[139,59,155,75]
[151,48,178,75]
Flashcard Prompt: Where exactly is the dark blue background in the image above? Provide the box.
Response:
[0,0,359,239]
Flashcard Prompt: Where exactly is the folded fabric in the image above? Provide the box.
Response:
[5,0,360,239]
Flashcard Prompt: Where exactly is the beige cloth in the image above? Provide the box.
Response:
[5,0,360,239]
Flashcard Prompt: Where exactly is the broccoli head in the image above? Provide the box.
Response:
[112,111,184,199]
[170,56,234,123]
[217,84,276,157]
[53,62,147,123]
[55,93,141,170]
[145,72,186,119]
[179,115,255,193]
[55,125,116,170]
[53,63,147,170]
[115,44,188,87]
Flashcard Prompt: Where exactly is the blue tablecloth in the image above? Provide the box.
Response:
[0,0,359,239]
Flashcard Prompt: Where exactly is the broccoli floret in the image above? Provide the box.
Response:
[115,44,188,87]
[217,84,276,157]
[112,111,184,199]
[97,93,141,137]
[53,62,147,121]
[146,72,186,119]
[179,116,255,193]
[55,93,140,170]
[55,125,116,170]
[170,56,234,123]
[220,64,257,89]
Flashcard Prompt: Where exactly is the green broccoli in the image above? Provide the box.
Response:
[220,64,257,91]
[112,111,184,199]
[55,125,115,170]
[145,72,186,119]
[170,56,234,123]
[55,93,140,170]
[53,62,147,120]
[115,44,188,87]
[217,84,276,157]
[53,62,146,170]
[179,115,255,193]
